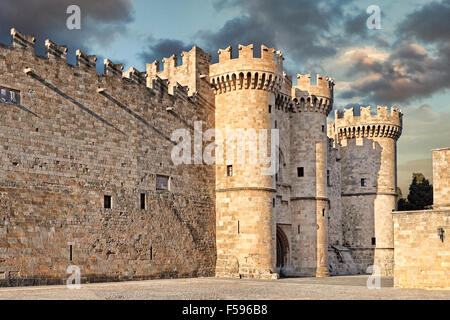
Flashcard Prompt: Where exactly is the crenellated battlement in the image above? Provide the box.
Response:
[10,28,35,50]
[210,44,283,74]
[334,106,403,141]
[146,46,212,96]
[2,28,189,98]
[209,44,285,94]
[76,49,97,69]
[45,39,68,61]
[293,74,335,100]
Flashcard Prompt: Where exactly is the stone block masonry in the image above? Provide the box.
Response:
[0,27,412,285]
[0,29,216,286]
[393,210,450,290]
[392,148,450,290]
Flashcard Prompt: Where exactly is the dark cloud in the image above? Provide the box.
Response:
[198,0,353,68]
[398,0,450,43]
[0,0,134,65]
[344,12,368,36]
[135,0,359,69]
[138,37,195,63]
[339,41,450,104]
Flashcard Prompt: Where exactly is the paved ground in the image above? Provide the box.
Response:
[0,276,448,300]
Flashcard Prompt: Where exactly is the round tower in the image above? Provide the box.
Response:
[209,44,284,279]
[289,74,334,277]
[334,106,403,276]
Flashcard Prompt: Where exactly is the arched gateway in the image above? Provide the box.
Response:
[276,226,290,276]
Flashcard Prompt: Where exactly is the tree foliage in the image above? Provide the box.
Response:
[397,173,433,211]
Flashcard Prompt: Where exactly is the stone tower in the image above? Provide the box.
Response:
[333,106,403,276]
[290,74,334,277]
[209,44,284,279]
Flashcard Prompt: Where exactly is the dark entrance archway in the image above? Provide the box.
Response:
[276,226,289,277]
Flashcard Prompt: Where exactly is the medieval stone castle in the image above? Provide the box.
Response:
[0,28,447,289]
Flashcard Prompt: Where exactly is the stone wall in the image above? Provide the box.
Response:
[0,31,216,286]
[211,44,281,279]
[433,148,450,210]
[333,106,402,276]
[393,210,450,289]
[0,28,407,284]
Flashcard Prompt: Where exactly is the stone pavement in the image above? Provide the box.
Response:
[0,276,449,300]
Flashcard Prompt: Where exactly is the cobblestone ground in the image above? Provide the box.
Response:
[0,276,448,300]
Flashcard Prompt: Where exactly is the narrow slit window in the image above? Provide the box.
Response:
[327,170,331,186]
[322,209,325,217]
[298,225,301,234]
[372,237,376,246]
[150,246,153,260]
[156,175,170,191]
[140,193,146,210]
[238,221,240,234]
[104,195,112,209]
[269,105,272,113]
[227,165,233,177]
[69,245,73,261]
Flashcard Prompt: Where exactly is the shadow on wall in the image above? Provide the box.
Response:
[333,138,383,275]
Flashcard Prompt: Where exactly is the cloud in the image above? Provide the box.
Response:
[138,37,195,63]
[396,103,450,195]
[193,0,357,69]
[338,41,450,104]
[0,0,134,60]
[398,0,450,44]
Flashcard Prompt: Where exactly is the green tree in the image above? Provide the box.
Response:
[407,173,433,210]
[397,173,433,211]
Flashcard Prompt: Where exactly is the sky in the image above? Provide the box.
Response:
[0,0,449,194]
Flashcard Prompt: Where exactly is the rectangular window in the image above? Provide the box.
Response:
[274,120,278,129]
[156,175,170,190]
[322,209,325,217]
[298,225,301,234]
[297,167,304,177]
[273,198,276,207]
[0,87,20,105]
[269,105,272,113]
[322,125,325,132]
[104,195,112,209]
[361,178,367,187]
[140,193,146,210]
[372,237,376,246]
[227,165,233,177]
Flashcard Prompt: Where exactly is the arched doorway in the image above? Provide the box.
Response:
[276,226,289,276]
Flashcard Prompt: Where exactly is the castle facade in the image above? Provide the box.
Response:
[0,28,402,285]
